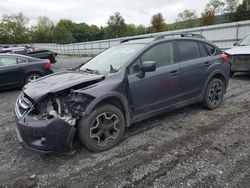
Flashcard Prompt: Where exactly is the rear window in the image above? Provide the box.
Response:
[176,41,200,62]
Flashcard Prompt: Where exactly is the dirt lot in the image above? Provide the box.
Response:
[0,55,250,188]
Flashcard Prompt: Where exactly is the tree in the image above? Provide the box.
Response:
[206,0,225,15]
[90,25,103,40]
[200,9,216,26]
[136,25,148,35]
[149,13,166,33]
[32,16,54,43]
[74,23,92,42]
[0,13,30,44]
[176,9,198,28]
[176,9,197,22]
[232,0,250,21]
[124,24,137,36]
[224,0,240,13]
[53,24,74,44]
[107,12,126,38]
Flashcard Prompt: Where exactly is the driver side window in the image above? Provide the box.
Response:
[142,42,174,68]
[128,42,174,75]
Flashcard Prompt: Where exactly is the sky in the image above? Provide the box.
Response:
[0,0,211,26]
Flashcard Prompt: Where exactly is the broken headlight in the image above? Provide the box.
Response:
[37,93,92,126]
[67,93,91,116]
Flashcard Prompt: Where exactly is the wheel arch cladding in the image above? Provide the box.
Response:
[202,70,228,99]
[85,93,131,127]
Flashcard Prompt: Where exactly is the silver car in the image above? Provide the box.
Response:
[226,34,250,75]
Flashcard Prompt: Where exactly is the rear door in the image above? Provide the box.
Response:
[174,40,210,100]
[0,57,25,88]
[128,42,181,115]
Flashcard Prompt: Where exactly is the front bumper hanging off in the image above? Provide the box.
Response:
[15,116,77,153]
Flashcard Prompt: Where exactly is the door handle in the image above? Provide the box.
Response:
[204,62,211,66]
[170,70,179,76]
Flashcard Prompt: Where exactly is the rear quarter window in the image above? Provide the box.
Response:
[18,58,28,64]
[204,44,216,55]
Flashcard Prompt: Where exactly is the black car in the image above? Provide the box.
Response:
[0,54,53,90]
[14,34,231,153]
[0,47,57,64]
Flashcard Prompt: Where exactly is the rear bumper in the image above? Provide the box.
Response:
[15,115,78,154]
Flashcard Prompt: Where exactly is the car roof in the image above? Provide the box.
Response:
[1,46,26,51]
[0,53,40,61]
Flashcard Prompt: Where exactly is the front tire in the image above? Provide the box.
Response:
[78,104,125,152]
[203,78,225,110]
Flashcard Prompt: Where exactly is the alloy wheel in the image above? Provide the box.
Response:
[208,82,223,107]
[90,112,120,147]
[28,75,40,83]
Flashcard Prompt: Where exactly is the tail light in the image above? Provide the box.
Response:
[44,61,52,69]
[221,53,229,62]
[51,52,56,58]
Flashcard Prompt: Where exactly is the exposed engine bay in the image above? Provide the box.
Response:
[35,92,92,126]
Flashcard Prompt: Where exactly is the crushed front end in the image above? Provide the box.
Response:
[14,92,92,153]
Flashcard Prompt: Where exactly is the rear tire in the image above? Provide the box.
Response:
[78,104,125,152]
[203,78,225,110]
[25,73,41,84]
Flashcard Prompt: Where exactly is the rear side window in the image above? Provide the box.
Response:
[141,42,174,68]
[176,41,200,62]
[199,43,209,57]
[0,57,17,66]
[205,44,216,55]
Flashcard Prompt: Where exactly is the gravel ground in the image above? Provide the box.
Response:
[0,55,250,188]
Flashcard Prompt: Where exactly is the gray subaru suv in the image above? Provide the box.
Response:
[14,34,231,153]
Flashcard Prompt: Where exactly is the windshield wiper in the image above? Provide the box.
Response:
[81,68,100,75]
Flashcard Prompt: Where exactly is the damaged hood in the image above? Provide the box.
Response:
[23,71,104,102]
[226,46,250,55]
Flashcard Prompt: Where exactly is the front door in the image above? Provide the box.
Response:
[128,42,181,115]
[0,57,22,88]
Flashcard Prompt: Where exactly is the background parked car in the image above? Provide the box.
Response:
[0,46,57,64]
[226,34,250,75]
[0,54,53,90]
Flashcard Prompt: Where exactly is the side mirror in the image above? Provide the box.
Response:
[233,42,238,46]
[141,61,156,72]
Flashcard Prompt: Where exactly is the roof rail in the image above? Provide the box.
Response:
[120,33,205,44]
[154,33,205,41]
[120,36,154,43]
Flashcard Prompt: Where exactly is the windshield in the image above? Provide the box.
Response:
[238,35,250,46]
[80,44,146,73]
